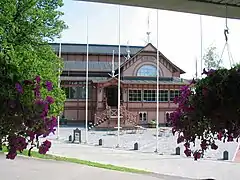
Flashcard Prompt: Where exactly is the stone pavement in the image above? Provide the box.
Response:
[48,142,240,180]
[0,154,170,180]
[47,127,238,161]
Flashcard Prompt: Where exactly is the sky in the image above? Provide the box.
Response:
[57,0,240,79]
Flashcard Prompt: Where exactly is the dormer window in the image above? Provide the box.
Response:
[137,65,158,76]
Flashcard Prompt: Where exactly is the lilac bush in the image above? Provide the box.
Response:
[171,66,240,160]
[4,75,57,159]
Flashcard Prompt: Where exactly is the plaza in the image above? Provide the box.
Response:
[46,127,238,161]
[30,127,239,180]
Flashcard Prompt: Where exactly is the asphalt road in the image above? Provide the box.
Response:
[0,154,191,180]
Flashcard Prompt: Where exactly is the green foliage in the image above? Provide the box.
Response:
[203,46,222,70]
[172,65,240,159]
[0,0,67,118]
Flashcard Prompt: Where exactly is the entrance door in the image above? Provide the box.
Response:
[105,86,122,107]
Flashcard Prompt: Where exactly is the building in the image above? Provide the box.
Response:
[51,42,188,129]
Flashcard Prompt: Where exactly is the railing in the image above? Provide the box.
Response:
[94,105,138,128]
[120,106,138,126]
[109,108,123,117]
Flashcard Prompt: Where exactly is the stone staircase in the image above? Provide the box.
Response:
[89,105,138,130]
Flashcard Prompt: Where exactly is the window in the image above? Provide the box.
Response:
[64,86,91,99]
[139,112,147,122]
[137,65,158,76]
[159,90,169,102]
[129,90,142,102]
[170,90,180,102]
[143,90,156,102]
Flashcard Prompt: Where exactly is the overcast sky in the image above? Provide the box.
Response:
[58,1,240,78]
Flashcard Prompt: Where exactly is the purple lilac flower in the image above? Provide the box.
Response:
[35,76,41,83]
[39,140,51,154]
[46,81,53,91]
[15,83,23,94]
[46,96,54,104]
[34,84,41,98]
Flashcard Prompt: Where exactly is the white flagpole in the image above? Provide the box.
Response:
[85,16,89,143]
[57,42,61,140]
[117,5,121,148]
[112,50,115,77]
[155,9,159,153]
[200,15,203,78]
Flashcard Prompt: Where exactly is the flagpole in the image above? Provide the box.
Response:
[117,5,121,148]
[85,16,89,143]
[112,50,115,77]
[200,15,203,78]
[155,9,159,153]
[57,42,61,140]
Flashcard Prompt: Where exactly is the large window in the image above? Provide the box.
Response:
[143,90,169,102]
[129,90,142,102]
[128,89,179,102]
[170,90,180,102]
[137,65,158,76]
[159,90,169,102]
[64,86,91,99]
[143,90,156,102]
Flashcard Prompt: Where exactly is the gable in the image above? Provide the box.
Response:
[120,43,185,76]
[122,55,173,77]
[141,43,156,52]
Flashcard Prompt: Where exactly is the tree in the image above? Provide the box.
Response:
[203,46,221,70]
[171,65,240,160]
[0,0,67,159]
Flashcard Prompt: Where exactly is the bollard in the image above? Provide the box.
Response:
[69,135,72,142]
[176,147,180,155]
[223,151,229,160]
[134,142,138,150]
[99,139,103,146]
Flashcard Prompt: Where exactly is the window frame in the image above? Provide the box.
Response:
[169,89,180,102]
[128,89,142,102]
[139,111,147,122]
[137,64,158,77]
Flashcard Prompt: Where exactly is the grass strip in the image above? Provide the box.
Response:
[1,147,149,174]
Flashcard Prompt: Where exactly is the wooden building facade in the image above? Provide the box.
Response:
[51,43,188,128]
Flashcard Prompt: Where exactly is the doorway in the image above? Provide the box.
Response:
[105,86,122,107]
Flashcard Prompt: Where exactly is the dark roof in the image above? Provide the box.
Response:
[122,76,188,85]
[60,76,189,85]
[53,43,185,75]
[64,61,123,71]
[50,43,143,55]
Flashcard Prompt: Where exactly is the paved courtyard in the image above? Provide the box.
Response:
[46,127,238,161]
[25,127,240,179]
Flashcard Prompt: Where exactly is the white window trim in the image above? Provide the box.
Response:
[139,111,147,121]
[128,89,142,102]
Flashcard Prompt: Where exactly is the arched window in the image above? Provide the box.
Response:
[137,65,158,76]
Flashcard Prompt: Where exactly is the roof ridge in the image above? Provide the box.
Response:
[50,42,144,48]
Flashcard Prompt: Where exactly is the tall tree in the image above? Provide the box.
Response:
[0,0,67,158]
[203,46,221,70]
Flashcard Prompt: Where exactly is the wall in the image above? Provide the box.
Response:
[61,53,125,62]
[63,86,97,122]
